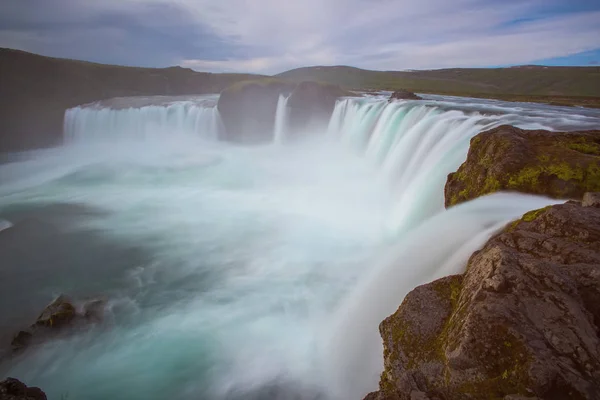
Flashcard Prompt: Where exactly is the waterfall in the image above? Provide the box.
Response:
[64,99,224,143]
[273,94,290,144]
[325,98,549,233]
[325,192,559,399]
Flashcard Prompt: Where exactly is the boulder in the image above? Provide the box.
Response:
[445,125,600,207]
[10,295,106,352]
[286,81,353,137]
[217,79,295,143]
[366,200,600,399]
[389,90,422,101]
[0,378,46,400]
[582,192,600,208]
[217,79,351,143]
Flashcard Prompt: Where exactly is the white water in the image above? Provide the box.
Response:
[274,95,290,144]
[64,97,223,143]
[1,94,598,399]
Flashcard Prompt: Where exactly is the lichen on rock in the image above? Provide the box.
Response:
[366,200,600,400]
[444,126,600,207]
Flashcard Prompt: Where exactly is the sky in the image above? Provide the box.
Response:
[0,0,599,74]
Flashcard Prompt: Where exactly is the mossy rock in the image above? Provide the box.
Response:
[368,202,600,400]
[445,125,600,207]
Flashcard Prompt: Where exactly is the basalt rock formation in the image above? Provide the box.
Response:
[389,90,422,101]
[445,126,600,207]
[286,81,352,137]
[217,79,296,143]
[217,79,352,143]
[0,378,46,400]
[366,197,600,400]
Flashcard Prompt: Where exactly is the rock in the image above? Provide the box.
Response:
[0,378,46,400]
[389,90,422,101]
[582,192,600,207]
[10,295,106,352]
[286,81,353,138]
[217,79,351,143]
[34,294,76,329]
[445,125,600,207]
[217,79,296,143]
[369,201,600,399]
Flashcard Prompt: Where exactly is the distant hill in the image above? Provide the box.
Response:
[0,48,263,153]
[277,65,600,106]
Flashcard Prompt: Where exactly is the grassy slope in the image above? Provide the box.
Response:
[276,65,600,108]
[0,48,265,152]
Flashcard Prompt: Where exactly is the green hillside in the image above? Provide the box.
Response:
[277,65,600,107]
[0,48,264,152]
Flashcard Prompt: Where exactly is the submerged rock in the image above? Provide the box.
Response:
[367,199,600,399]
[0,378,46,400]
[389,90,422,101]
[445,125,600,207]
[10,295,106,352]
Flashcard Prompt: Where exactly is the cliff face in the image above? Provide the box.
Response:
[367,199,600,400]
[217,79,352,143]
[444,126,600,207]
[0,48,260,153]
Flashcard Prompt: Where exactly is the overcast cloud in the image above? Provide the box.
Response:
[0,0,599,73]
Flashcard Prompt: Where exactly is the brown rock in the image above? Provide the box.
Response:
[369,202,600,399]
[286,81,352,138]
[582,192,600,207]
[0,378,47,400]
[217,79,295,143]
[10,295,106,353]
[445,126,600,207]
[389,90,422,101]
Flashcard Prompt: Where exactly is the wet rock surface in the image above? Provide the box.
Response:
[366,200,600,399]
[10,295,106,353]
[389,90,422,101]
[0,378,46,400]
[445,125,600,207]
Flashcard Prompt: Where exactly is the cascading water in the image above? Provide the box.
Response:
[274,94,290,144]
[325,97,560,232]
[64,97,224,143]
[1,93,598,400]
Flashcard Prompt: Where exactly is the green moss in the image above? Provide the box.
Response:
[585,163,600,191]
[479,154,493,168]
[456,326,532,399]
[522,207,548,222]
[537,154,550,163]
[507,162,585,191]
[565,142,600,156]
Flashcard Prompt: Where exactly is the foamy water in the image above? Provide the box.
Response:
[0,94,597,399]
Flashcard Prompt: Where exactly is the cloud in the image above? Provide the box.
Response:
[0,0,599,73]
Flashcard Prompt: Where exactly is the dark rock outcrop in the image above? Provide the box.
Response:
[0,48,261,153]
[286,81,353,137]
[389,90,422,101]
[217,79,295,143]
[445,126,600,207]
[367,198,600,400]
[0,378,46,400]
[11,295,106,352]
[217,80,351,143]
